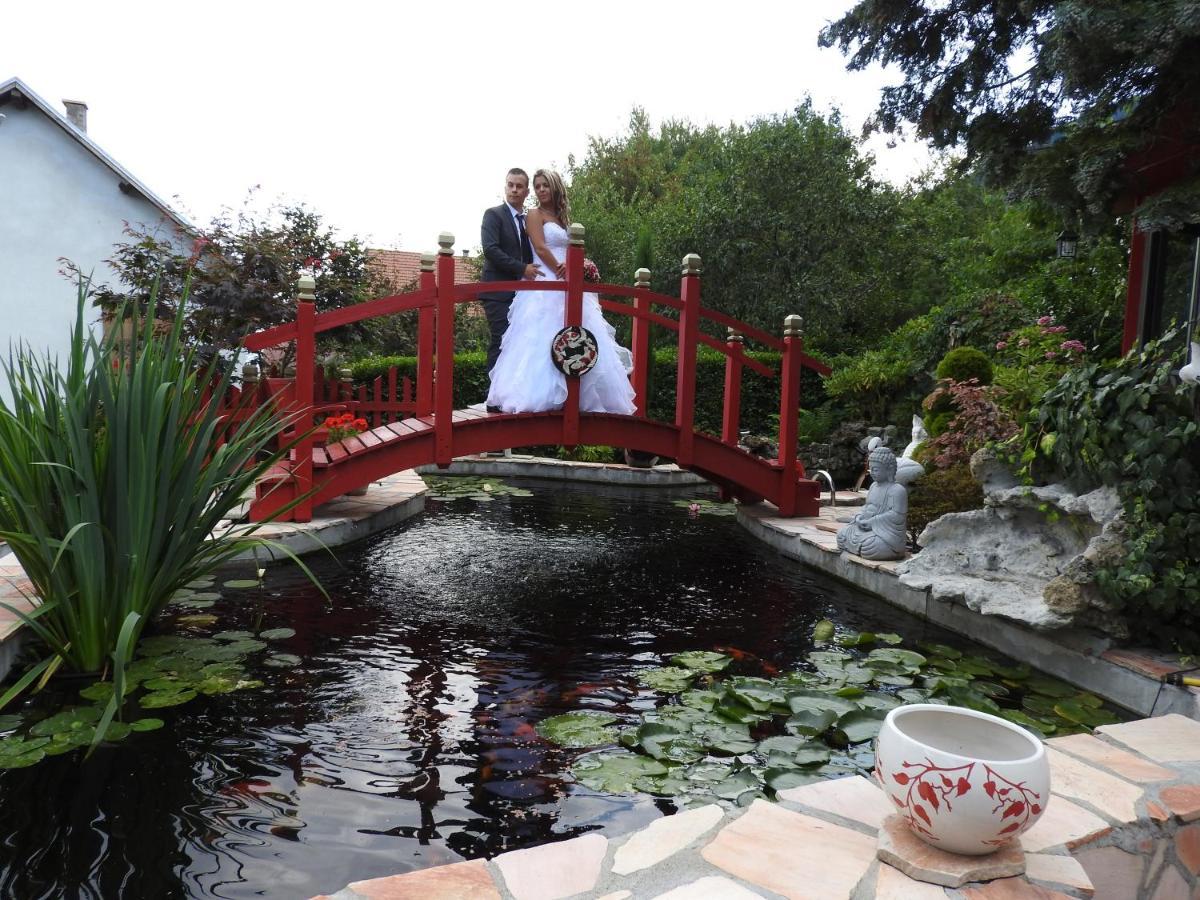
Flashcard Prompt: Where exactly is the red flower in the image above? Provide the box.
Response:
[353,418,369,431]
[324,417,339,428]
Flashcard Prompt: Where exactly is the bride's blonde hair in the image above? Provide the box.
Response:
[533,169,571,229]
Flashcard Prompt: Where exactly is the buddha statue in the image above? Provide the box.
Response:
[837,445,909,560]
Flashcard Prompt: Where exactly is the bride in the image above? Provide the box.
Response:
[485,169,636,415]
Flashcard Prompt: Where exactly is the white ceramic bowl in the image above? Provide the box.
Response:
[874,703,1050,855]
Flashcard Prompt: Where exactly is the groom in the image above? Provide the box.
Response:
[480,168,537,384]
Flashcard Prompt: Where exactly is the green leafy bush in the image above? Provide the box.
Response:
[936,347,993,385]
[1017,334,1200,649]
[822,348,915,422]
[352,346,829,438]
[992,314,1089,420]
[906,465,985,549]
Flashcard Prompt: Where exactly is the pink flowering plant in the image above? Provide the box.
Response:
[991,314,1087,420]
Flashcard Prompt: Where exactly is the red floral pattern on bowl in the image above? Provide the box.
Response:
[874,703,1049,855]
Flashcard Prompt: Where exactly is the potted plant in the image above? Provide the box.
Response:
[875,703,1050,855]
[323,413,371,495]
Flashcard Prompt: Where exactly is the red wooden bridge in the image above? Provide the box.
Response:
[242,225,830,522]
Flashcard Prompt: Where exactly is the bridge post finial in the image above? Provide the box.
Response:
[420,252,436,272]
[297,274,316,302]
[784,314,803,337]
[681,253,702,276]
[569,222,586,246]
[634,267,651,288]
[727,326,744,344]
[241,363,259,385]
[438,232,455,255]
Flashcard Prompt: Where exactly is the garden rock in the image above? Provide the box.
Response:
[897,462,1125,635]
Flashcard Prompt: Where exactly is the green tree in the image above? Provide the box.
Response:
[820,1,1200,226]
[83,198,397,369]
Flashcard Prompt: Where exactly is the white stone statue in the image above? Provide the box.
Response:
[896,417,927,486]
[837,445,909,560]
[1179,340,1199,384]
[901,414,927,459]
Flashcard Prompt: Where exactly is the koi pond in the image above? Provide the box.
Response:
[0,477,1127,898]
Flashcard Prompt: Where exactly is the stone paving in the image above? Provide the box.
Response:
[316,715,1200,899]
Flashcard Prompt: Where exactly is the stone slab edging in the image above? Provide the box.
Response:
[736,503,1200,721]
[315,714,1200,899]
[416,455,709,487]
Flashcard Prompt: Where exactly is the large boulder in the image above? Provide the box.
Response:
[897,450,1125,636]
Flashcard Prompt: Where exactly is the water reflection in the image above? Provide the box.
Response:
[2,479,972,898]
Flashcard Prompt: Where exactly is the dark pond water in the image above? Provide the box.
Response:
[0,479,1077,898]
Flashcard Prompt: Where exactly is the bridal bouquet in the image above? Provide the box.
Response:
[324,412,370,443]
[583,258,601,284]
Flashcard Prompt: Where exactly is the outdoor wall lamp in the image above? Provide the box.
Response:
[1056,229,1079,259]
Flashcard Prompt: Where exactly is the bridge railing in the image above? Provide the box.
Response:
[243,225,831,514]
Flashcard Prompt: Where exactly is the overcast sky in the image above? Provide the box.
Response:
[9,0,935,255]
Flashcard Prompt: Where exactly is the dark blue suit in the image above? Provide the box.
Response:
[480,203,533,374]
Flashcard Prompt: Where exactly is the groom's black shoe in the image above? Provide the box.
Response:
[486,405,503,413]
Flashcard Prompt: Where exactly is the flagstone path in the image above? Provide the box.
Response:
[316,714,1200,899]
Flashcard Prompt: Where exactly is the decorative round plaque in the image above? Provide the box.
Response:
[550,326,599,377]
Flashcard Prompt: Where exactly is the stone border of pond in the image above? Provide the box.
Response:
[415,454,710,487]
[314,713,1200,899]
[737,503,1200,722]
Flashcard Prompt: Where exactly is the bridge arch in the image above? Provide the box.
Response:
[241,225,830,522]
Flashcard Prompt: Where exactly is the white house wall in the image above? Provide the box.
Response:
[0,102,185,367]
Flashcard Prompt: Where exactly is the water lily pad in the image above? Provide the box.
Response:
[573,751,669,793]
[263,654,302,668]
[835,685,865,698]
[714,701,772,724]
[137,636,194,657]
[785,690,857,716]
[101,721,132,742]
[711,769,761,800]
[184,579,215,589]
[131,719,165,732]
[637,667,694,693]
[690,723,756,755]
[0,715,22,733]
[1025,676,1077,698]
[919,642,962,659]
[945,686,1002,715]
[184,644,247,663]
[670,651,730,673]
[637,725,706,764]
[835,709,887,743]
[955,656,998,677]
[29,706,102,736]
[78,681,115,702]
[140,689,197,709]
[178,614,219,627]
[876,633,904,645]
[680,690,721,712]
[784,708,838,736]
[259,628,297,641]
[729,684,785,712]
[839,631,876,647]
[223,579,262,589]
[972,681,1010,698]
[858,692,902,711]
[765,768,825,791]
[225,639,268,654]
[536,712,620,748]
[999,709,1054,736]
[897,688,932,703]
[812,619,835,643]
[0,736,50,768]
[866,648,926,672]
[1053,701,1120,728]
[213,631,256,642]
[174,599,216,609]
[842,665,876,685]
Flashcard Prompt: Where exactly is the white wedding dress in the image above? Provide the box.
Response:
[485,221,636,415]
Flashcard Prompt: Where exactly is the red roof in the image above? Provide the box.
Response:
[368,249,479,291]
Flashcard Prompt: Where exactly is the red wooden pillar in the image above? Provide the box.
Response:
[562,223,586,449]
[293,275,316,522]
[721,327,744,446]
[631,267,652,417]
[417,251,436,416]
[675,254,702,467]
[435,232,456,467]
[1122,220,1147,355]
[775,315,804,516]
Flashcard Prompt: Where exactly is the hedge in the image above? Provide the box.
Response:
[350,346,829,438]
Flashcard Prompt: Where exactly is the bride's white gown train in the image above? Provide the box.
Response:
[485,221,636,415]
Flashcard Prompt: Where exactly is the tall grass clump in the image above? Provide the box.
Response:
[0,279,312,720]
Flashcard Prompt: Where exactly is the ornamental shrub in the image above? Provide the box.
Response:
[920,379,1017,469]
[935,346,993,385]
[1016,333,1200,650]
[822,348,917,423]
[991,313,1088,421]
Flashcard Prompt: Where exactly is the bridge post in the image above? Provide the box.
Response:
[562,223,586,449]
[722,327,744,446]
[435,232,456,467]
[775,314,803,516]
[675,254,702,467]
[294,275,317,522]
[417,252,436,417]
[631,267,652,417]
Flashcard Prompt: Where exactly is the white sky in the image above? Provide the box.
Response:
[8,0,934,255]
